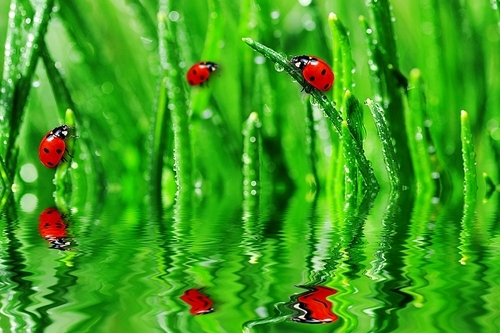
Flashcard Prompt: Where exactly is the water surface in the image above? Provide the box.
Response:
[1,191,499,332]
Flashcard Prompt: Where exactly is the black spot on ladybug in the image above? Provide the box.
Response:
[44,148,49,153]
[192,69,197,75]
[189,80,194,85]
[56,149,62,154]
[47,161,54,166]
[309,76,316,81]
[324,83,330,89]
[200,75,205,80]
[321,69,327,75]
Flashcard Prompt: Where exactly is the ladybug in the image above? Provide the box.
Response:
[180,288,215,315]
[290,285,338,324]
[38,125,71,168]
[38,207,71,250]
[186,61,219,86]
[290,55,334,92]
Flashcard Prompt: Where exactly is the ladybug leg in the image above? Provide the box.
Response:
[300,79,313,94]
[65,148,74,158]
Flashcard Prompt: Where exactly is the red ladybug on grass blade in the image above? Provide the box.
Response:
[291,55,334,92]
[38,125,71,168]
[180,288,215,315]
[186,61,219,86]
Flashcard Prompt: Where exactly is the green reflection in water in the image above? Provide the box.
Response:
[1,190,500,332]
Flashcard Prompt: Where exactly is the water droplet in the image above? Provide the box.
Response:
[366,28,373,34]
[270,11,280,19]
[298,0,312,6]
[274,63,284,72]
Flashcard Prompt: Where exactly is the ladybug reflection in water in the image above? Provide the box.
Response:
[290,285,338,324]
[38,207,71,250]
[180,288,215,315]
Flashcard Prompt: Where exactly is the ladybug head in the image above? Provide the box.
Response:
[204,62,219,72]
[51,125,70,140]
[48,237,71,251]
[290,55,311,70]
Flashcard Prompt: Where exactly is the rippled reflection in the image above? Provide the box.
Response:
[0,191,499,332]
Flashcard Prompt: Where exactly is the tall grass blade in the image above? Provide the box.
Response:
[366,99,402,191]
[242,38,378,193]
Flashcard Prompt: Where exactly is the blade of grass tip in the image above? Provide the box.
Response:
[242,112,261,201]
[366,99,402,191]
[461,110,477,213]
[404,68,434,194]
[159,2,193,194]
[482,172,496,202]
[329,13,354,112]
[330,14,344,108]
[242,38,379,192]
[54,108,76,208]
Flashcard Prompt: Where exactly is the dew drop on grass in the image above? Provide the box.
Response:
[274,63,284,72]
[270,11,280,19]
[310,97,319,106]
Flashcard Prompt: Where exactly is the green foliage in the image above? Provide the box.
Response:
[0,0,497,208]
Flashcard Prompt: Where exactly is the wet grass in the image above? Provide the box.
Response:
[0,0,498,209]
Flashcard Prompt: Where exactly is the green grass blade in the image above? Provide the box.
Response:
[55,109,76,210]
[0,1,23,161]
[149,77,171,200]
[404,69,434,194]
[461,110,477,211]
[0,0,55,174]
[189,0,223,114]
[158,1,193,194]
[342,120,358,207]
[242,38,379,192]
[242,112,261,199]
[366,99,402,190]
[459,110,477,266]
[328,12,354,111]
[360,10,413,186]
